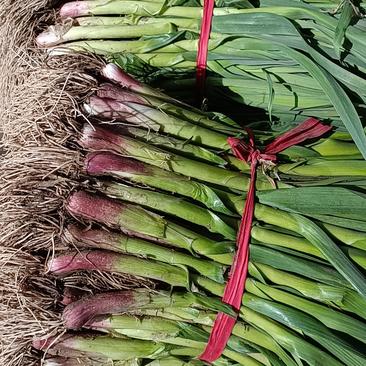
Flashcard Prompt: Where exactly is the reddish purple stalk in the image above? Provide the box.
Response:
[61,287,86,306]
[33,334,84,356]
[84,151,146,176]
[102,63,176,106]
[47,250,117,276]
[85,95,138,120]
[97,83,146,104]
[62,290,140,329]
[64,224,122,250]
[79,123,124,152]
[102,63,143,91]
[33,333,104,359]
[67,191,123,226]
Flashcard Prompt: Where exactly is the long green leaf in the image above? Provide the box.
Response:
[258,187,366,221]
[293,214,366,298]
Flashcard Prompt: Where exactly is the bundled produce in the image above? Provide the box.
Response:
[37,0,366,158]
[23,63,365,365]
[2,1,366,365]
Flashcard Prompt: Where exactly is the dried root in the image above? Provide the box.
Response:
[0,1,152,365]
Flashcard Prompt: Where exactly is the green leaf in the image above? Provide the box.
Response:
[212,13,366,156]
[279,46,366,159]
[334,0,355,58]
[265,70,274,125]
[241,307,343,366]
[247,279,366,344]
[312,215,366,232]
[292,214,366,298]
[257,187,366,221]
[244,294,366,366]
[250,245,350,288]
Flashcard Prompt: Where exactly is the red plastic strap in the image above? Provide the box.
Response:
[196,0,215,99]
[199,118,332,363]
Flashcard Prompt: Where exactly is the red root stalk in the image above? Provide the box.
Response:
[102,63,143,91]
[47,250,117,276]
[84,151,147,176]
[62,289,150,329]
[66,191,123,226]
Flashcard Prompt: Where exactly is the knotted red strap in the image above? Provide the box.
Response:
[199,118,332,362]
[196,0,214,99]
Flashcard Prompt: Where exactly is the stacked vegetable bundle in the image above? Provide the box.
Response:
[31,64,366,366]
[37,0,366,158]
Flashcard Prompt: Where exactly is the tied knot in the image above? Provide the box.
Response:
[227,133,277,175]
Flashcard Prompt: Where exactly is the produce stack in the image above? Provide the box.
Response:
[37,0,366,158]
[1,1,366,366]
[26,63,366,366]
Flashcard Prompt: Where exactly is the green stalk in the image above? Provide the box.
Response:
[48,40,169,56]
[322,223,366,249]
[140,307,217,326]
[44,358,140,366]
[98,181,237,239]
[250,244,351,288]
[146,358,208,366]
[310,138,362,157]
[96,81,241,135]
[229,153,365,174]
[251,225,322,256]
[84,96,231,150]
[80,124,278,192]
[278,159,366,176]
[248,262,366,318]
[75,16,200,30]
[86,314,267,366]
[47,250,190,287]
[345,247,366,269]
[33,333,198,361]
[66,191,235,264]
[60,1,245,18]
[119,125,227,165]
[65,224,226,282]
[251,226,366,269]
[37,23,177,47]
[85,151,365,250]
[258,187,366,231]
[249,202,366,250]
[62,288,235,330]
[84,151,233,215]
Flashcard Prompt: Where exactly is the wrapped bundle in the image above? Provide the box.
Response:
[36,0,366,158]
[1,1,366,365]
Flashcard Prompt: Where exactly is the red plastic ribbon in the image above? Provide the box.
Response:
[196,0,215,100]
[199,118,332,363]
